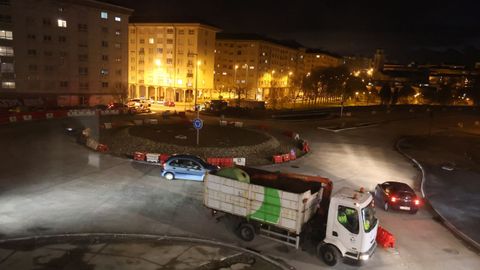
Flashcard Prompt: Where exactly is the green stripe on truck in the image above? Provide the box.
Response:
[249,187,281,224]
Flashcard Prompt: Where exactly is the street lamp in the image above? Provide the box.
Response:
[244,64,249,99]
[195,60,201,111]
[234,64,239,96]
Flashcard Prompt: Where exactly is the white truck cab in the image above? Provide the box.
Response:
[320,187,378,266]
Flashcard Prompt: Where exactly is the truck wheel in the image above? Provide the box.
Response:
[318,244,341,266]
[237,223,255,242]
[164,172,174,180]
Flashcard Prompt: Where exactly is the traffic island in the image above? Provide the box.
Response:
[99,121,302,166]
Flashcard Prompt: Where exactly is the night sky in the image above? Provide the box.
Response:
[103,0,480,63]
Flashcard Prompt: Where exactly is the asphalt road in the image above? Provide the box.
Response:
[0,110,479,269]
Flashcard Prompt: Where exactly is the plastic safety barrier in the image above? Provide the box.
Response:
[134,152,146,161]
[97,144,109,152]
[233,157,246,166]
[207,157,234,167]
[160,154,170,164]
[273,155,283,164]
[146,153,160,163]
[302,141,310,153]
[376,226,395,248]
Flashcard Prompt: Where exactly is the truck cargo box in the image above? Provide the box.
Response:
[204,167,329,234]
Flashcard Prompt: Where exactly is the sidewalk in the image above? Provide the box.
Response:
[0,234,287,270]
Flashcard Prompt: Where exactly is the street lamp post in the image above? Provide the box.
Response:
[195,60,201,145]
[234,64,239,98]
[244,64,249,99]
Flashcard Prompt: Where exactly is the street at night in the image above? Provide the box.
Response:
[1,0,480,269]
[1,108,479,269]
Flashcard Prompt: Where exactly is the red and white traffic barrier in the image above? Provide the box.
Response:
[207,157,245,167]
[133,152,170,164]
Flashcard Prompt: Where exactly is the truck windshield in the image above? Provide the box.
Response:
[362,202,378,233]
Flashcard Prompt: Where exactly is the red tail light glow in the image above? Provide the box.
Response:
[414,199,420,205]
[390,196,397,202]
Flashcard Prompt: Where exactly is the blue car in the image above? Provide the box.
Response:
[161,155,219,181]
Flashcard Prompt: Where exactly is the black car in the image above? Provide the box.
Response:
[375,181,422,214]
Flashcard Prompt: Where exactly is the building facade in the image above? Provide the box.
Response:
[304,49,342,72]
[128,22,219,103]
[214,34,344,101]
[0,0,132,107]
[214,34,304,101]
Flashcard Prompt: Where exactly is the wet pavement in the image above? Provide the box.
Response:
[0,234,286,270]
[398,130,480,249]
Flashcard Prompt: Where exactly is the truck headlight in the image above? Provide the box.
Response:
[359,254,370,260]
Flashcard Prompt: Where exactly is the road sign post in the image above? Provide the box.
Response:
[193,116,203,146]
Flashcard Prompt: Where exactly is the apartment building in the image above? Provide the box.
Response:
[128,21,219,102]
[214,33,304,101]
[304,49,342,71]
[0,0,133,107]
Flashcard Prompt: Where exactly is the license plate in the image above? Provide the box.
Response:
[400,206,411,210]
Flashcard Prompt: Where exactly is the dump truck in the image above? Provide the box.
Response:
[203,167,378,266]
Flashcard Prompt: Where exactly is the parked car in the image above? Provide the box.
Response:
[161,155,219,181]
[127,99,151,113]
[164,100,175,107]
[375,181,422,214]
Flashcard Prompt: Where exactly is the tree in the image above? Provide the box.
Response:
[398,84,415,104]
[436,85,453,105]
[466,76,480,106]
[303,65,366,104]
[379,84,392,105]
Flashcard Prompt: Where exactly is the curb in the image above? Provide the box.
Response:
[0,233,294,270]
[395,137,480,251]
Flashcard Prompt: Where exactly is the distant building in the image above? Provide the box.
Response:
[0,0,133,107]
[304,49,342,71]
[128,21,219,102]
[420,64,478,89]
[214,33,303,100]
[214,33,341,101]
[373,49,385,74]
[343,55,372,71]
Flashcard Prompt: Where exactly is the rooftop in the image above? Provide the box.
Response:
[216,33,305,50]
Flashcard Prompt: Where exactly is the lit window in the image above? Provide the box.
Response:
[0,30,13,40]
[0,46,14,56]
[57,19,67,28]
[101,68,109,75]
[102,82,108,88]
[115,30,120,36]
[114,16,121,22]
[2,81,15,89]
[148,38,154,44]
[100,12,108,19]
[316,55,320,58]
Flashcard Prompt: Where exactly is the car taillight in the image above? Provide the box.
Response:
[414,199,420,205]
[390,196,397,202]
